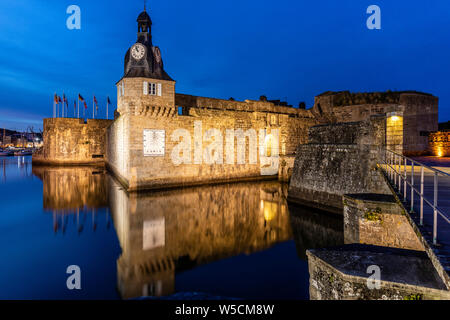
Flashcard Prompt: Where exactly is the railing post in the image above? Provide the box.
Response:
[397,155,401,190]
[420,166,424,226]
[433,172,438,245]
[395,154,397,188]
[410,162,414,212]
[404,157,407,201]
[390,152,393,181]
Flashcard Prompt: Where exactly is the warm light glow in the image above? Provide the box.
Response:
[437,149,444,157]
[390,116,400,122]
[265,135,273,157]
[262,200,278,222]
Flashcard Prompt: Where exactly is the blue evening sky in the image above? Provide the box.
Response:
[0,0,449,130]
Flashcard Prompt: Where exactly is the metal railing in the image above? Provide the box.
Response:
[379,149,450,245]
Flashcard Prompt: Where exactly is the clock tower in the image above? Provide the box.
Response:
[117,6,175,115]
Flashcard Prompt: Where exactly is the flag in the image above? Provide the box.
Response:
[84,101,88,109]
[54,94,58,104]
[58,96,62,104]
[94,96,98,111]
[74,100,76,113]
[63,94,68,107]
[107,97,111,104]
[78,94,85,101]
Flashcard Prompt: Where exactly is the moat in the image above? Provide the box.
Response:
[0,156,344,299]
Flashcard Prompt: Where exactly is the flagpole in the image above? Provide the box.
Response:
[53,94,55,118]
[62,91,64,118]
[77,98,79,118]
[93,96,95,120]
[106,100,109,120]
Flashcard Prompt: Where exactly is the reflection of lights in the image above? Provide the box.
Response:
[262,200,277,222]
[437,149,444,157]
[390,116,400,122]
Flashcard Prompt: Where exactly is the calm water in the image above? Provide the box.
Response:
[0,156,343,300]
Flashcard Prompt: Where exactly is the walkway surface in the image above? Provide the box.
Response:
[387,156,450,289]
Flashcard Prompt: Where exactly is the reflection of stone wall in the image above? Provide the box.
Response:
[32,166,108,211]
[108,178,292,299]
[289,203,344,260]
[429,131,450,157]
[33,118,113,165]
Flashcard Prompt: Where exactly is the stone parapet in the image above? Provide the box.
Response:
[343,193,424,251]
[307,244,450,300]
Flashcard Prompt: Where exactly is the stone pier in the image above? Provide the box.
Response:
[307,244,450,300]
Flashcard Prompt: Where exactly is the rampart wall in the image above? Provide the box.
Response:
[33,118,113,165]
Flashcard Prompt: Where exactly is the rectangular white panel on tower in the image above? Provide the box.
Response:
[143,129,165,156]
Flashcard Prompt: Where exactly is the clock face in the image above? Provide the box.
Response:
[131,43,146,60]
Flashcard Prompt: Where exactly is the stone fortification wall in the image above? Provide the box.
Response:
[175,93,313,118]
[106,94,317,191]
[33,118,113,165]
[311,91,438,155]
[288,117,391,214]
[343,194,424,251]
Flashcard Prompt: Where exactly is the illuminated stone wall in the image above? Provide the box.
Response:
[312,92,439,155]
[106,85,317,191]
[33,118,113,165]
[108,178,292,299]
[429,131,450,157]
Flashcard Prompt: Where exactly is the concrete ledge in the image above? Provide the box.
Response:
[307,244,450,300]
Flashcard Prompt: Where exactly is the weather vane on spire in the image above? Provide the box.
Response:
[144,0,147,11]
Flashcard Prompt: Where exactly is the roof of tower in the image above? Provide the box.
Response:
[137,10,152,23]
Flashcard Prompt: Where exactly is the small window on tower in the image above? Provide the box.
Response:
[149,83,157,95]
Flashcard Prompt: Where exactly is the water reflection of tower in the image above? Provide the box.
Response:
[109,177,292,300]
